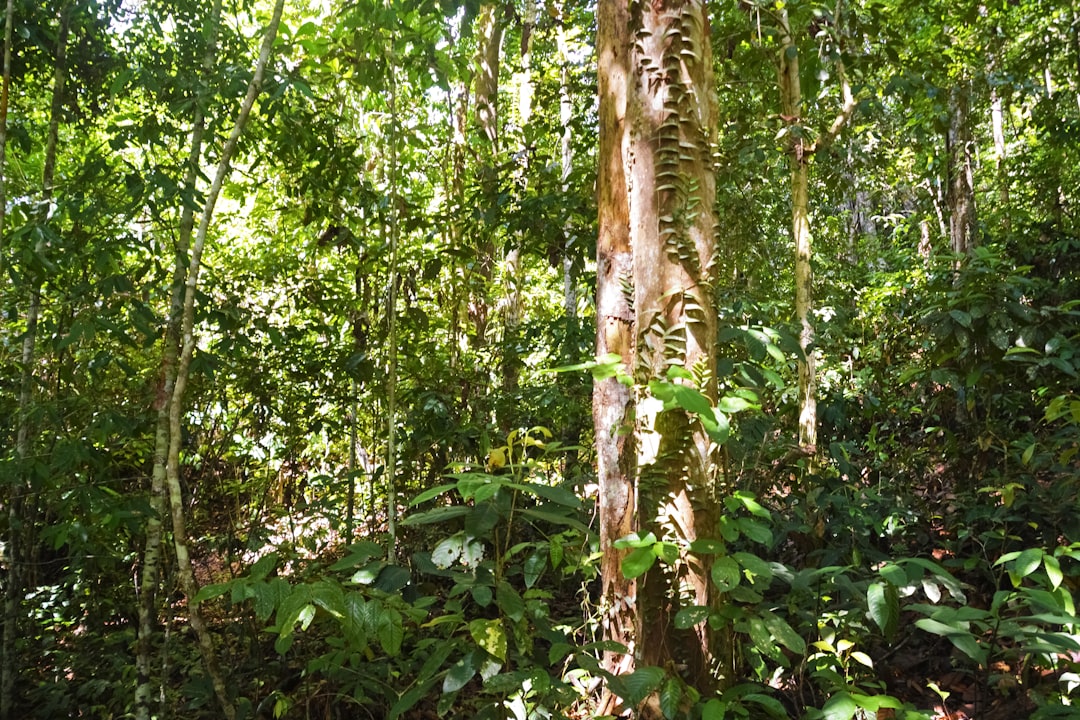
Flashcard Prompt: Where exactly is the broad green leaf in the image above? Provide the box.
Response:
[659,676,682,719]
[622,547,656,579]
[867,581,899,639]
[736,517,773,546]
[610,666,665,707]
[747,617,783,662]
[914,618,986,664]
[496,581,525,622]
[408,483,456,505]
[762,610,806,654]
[1044,554,1064,590]
[469,618,507,661]
[821,691,859,720]
[711,556,741,591]
[701,698,728,720]
[734,552,773,583]
[401,505,470,526]
[674,605,711,629]
[377,607,404,656]
[523,549,546,588]
[442,653,477,693]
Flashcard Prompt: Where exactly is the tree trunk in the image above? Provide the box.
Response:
[947,81,977,256]
[135,3,222,716]
[3,7,68,716]
[557,7,576,318]
[162,3,284,716]
[0,0,13,282]
[595,0,637,691]
[385,60,400,562]
[468,3,504,348]
[778,9,817,455]
[990,87,1009,232]
[597,0,726,706]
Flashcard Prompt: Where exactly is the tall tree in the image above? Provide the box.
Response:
[134,1,224,716]
[3,6,70,716]
[595,0,728,707]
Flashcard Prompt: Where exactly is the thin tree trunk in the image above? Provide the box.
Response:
[557,3,576,318]
[0,0,13,283]
[386,60,400,563]
[3,8,68,717]
[468,3,503,347]
[778,9,816,454]
[0,1,14,711]
[990,87,1009,232]
[947,81,977,256]
[135,3,222,716]
[165,3,284,716]
[594,0,637,696]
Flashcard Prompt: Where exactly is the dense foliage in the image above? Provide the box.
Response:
[0,0,1078,718]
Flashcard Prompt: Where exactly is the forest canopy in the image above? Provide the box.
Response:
[0,0,1079,719]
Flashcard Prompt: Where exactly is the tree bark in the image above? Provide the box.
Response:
[595,0,637,692]
[947,80,977,256]
[134,2,222,717]
[597,0,726,706]
[3,7,68,717]
[778,9,816,454]
[163,2,284,716]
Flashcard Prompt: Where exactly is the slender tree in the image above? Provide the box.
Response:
[134,1,223,716]
[3,7,70,716]
[159,2,285,715]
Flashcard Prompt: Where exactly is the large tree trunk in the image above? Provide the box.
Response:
[596,0,727,708]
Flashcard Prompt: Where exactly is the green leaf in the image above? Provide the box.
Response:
[442,653,477,694]
[762,610,806,654]
[690,538,726,554]
[496,581,525,622]
[822,691,859,720]
[523,549,546,588]
[659,676,682,719]
[702,699,728,720]
[867,581,900,640]
[377,607,404,656]
[622,547,657,579]
[719,395,756,413]
[674,605,711,629]
[914,618,986,664]
[1044,554,1064,590]
[610,666,665,707]
[736,517,773,545]
[734,552,774,583]
[409,483,457,505]
[1011,548,1044,580]
[469,618,507,661]
[401,505,470,526]
[711,556,741,592]
[747,617,783,662]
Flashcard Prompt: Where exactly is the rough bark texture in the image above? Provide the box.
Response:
[597,0,726,706]
[947,81,977,256]
[778,10,817,454]
[595,0,637,692]
[630,0,722,691]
